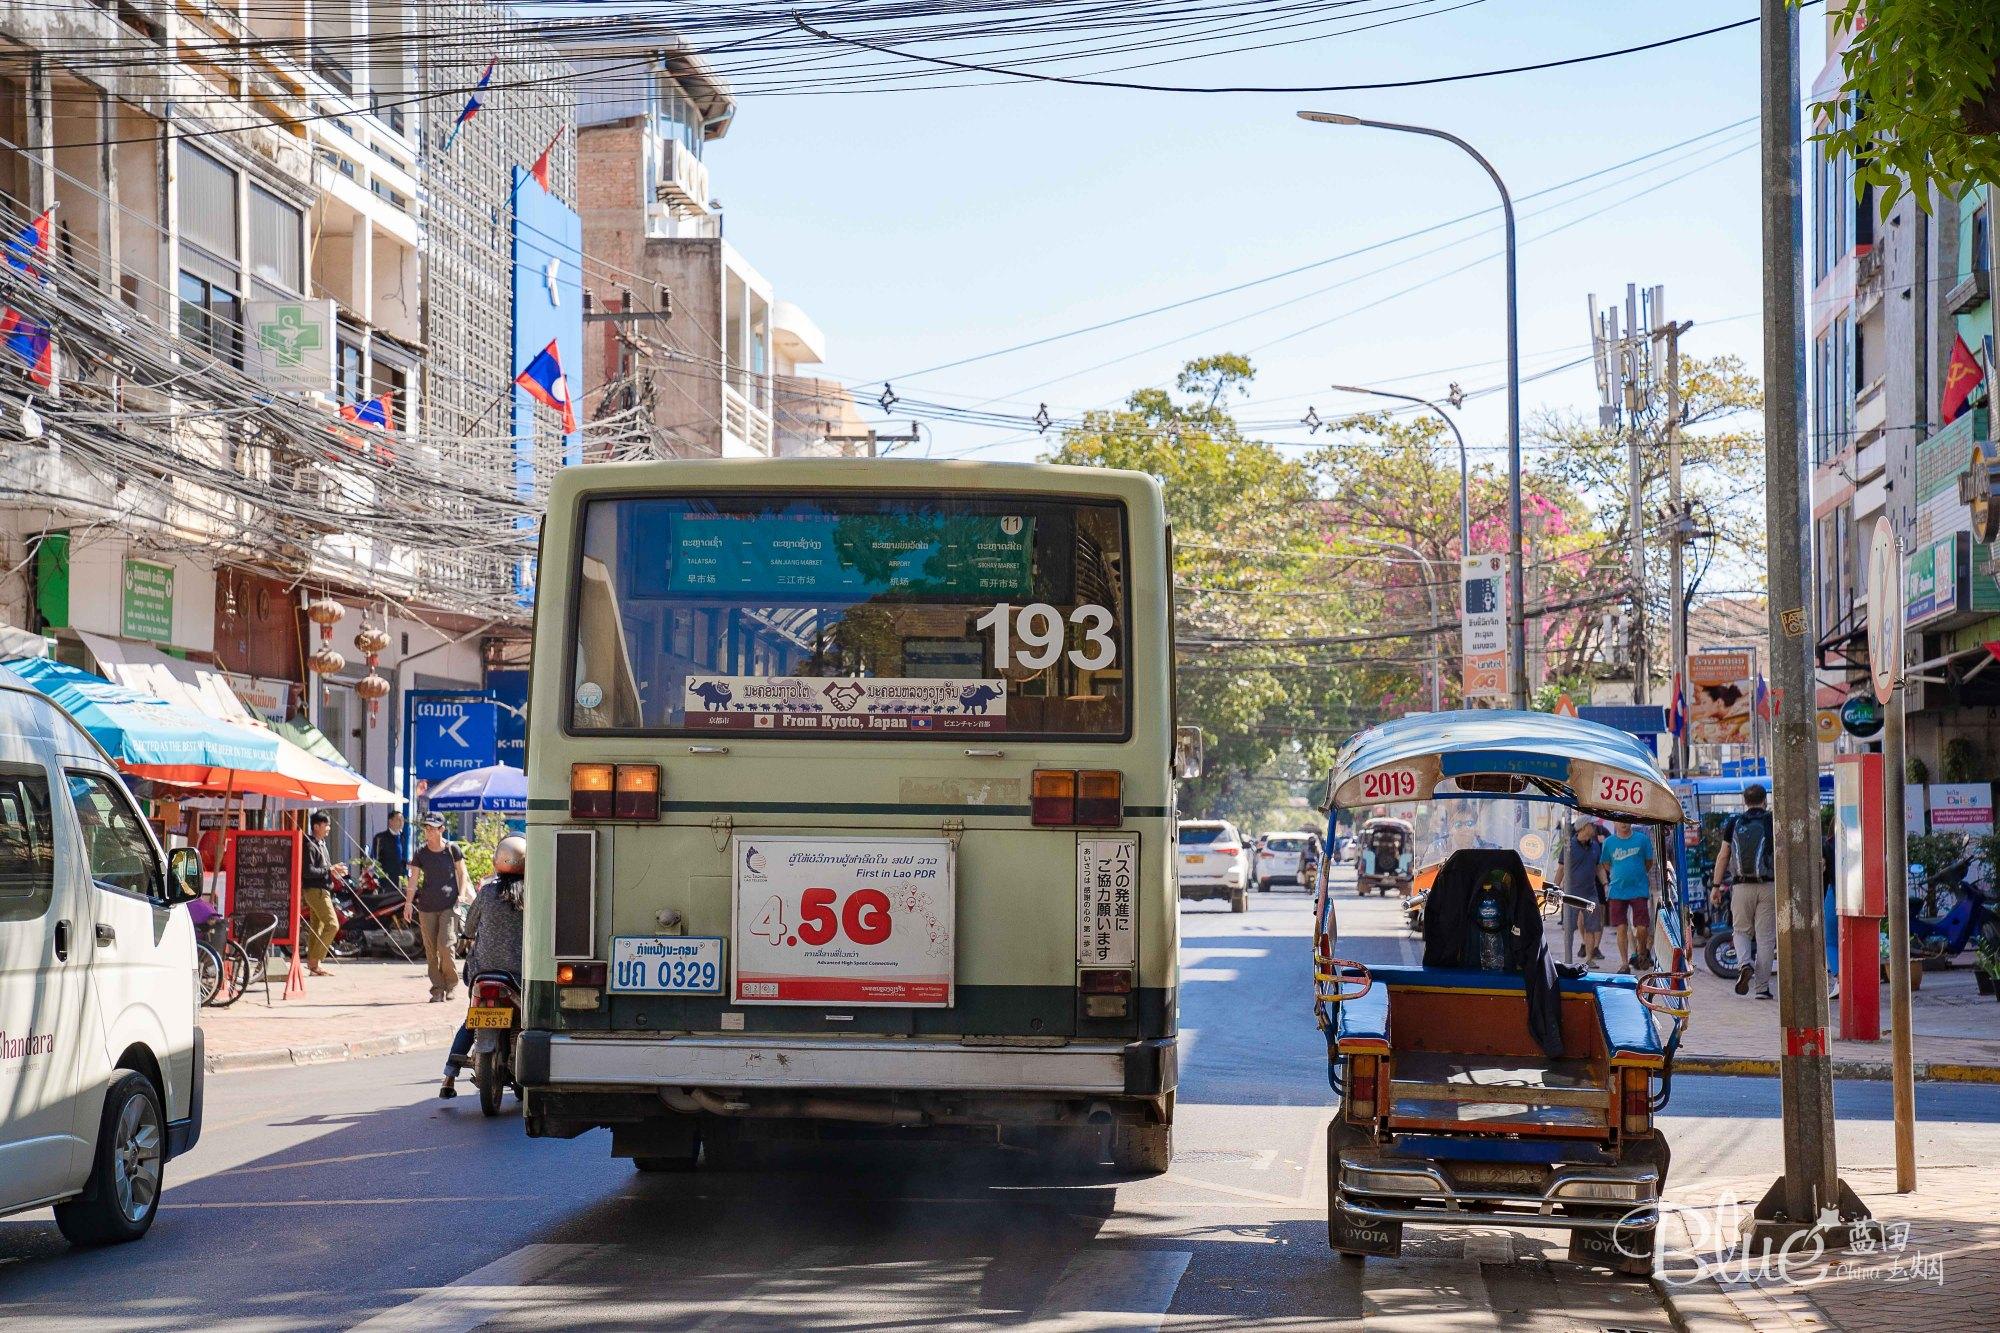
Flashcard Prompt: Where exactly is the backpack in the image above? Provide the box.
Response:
[1729,808,1774,881]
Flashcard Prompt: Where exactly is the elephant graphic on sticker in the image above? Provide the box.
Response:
[959,684,1003,714]
[690,681,734,711]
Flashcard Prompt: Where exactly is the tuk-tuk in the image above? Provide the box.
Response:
[1355,816,1415,897]
[1312,711,1691,1275]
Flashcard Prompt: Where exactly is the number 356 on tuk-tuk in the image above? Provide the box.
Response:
[1310,710,1693,1275]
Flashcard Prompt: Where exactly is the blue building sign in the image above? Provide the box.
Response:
[488,668,529,766]
[411,698,498,782]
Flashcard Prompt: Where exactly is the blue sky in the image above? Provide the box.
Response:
[692,1,1828,463]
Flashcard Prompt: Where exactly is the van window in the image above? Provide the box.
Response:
[65,773,161,900]
[0,771,56,922]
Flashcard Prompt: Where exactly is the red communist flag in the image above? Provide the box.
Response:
[1942,333,1984,425]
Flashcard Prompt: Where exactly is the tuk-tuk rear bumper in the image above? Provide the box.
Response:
[1336,1151,1659,1230]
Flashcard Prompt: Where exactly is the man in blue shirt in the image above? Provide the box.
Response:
[1601,820,1655,973]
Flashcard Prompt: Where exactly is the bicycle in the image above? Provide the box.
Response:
[196,942,223,1007]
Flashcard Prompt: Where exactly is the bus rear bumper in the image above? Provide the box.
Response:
[519,1031,1175,1098]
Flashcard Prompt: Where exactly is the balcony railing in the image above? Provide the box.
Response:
[722,383,773,456]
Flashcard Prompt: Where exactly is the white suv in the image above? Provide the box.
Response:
[0,675,205,1245]
[1177,820,1249,913]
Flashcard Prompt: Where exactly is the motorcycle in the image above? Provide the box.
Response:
[465,971,521,1117]
[1909,857,1998,963]
[330,861,426,960]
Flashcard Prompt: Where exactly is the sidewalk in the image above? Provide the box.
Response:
[1662,952,2000,1083]
[1659,1165,2000,1332]
[200,958,464,1072]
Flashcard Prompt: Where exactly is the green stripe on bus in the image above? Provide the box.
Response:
[526,798,1172,818]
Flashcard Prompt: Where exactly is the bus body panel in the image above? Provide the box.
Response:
[520,459,1177,1146]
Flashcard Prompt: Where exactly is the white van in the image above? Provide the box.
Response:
[0,672,204,1244]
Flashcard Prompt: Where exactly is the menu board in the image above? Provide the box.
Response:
[636,510,1035,600]
[228,830,300,945]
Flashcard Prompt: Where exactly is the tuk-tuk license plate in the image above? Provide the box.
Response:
[465,1007,512,1029]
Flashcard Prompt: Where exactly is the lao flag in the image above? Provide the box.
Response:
[0,306,55,388]
[515,340,577,433]
[5,206,54,278]
[1942,334,1985,426]
[444,61,495,148]
[1753,673,1772,721]
[1665,672,1686,739]
[529,131,560,193]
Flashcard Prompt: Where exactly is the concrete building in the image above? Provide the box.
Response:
[1807,2,2000,778]
[566,41,867,459]
[0,0,574,843]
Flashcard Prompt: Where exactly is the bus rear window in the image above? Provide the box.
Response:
[568,493,1130,739]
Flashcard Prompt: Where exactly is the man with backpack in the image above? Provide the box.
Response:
[1712,783,1777,999]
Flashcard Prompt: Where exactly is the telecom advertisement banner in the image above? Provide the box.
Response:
[1460,554,1507,701]
[731,837,955,1007]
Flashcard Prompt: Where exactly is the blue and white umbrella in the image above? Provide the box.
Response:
[424,762,526,813]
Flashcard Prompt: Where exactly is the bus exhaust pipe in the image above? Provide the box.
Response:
[663,1088,930,1127]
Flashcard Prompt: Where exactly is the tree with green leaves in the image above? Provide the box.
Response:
[1810,0,2000,214]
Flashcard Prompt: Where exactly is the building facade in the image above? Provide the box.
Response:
[1808,3,2000,783]
[567,41,867,460]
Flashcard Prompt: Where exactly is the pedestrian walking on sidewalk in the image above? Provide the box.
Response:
[1557,818,1608,966]
[301,812,345,978]
[1712,782,1778,1000]
[1602,819,1655,973]
[404,814,470,1002]
[371,810,410,888]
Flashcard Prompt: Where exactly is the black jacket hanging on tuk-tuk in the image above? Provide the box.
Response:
[1420,849,1567,1058]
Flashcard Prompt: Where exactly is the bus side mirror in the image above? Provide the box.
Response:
[1174,726,1204,780]
[166,847,204,904]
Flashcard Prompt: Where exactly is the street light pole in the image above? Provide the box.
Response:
[1329,382,1471,559]
[1301,111,1524,708]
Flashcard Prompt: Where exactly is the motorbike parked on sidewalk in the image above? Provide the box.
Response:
[1909,857,1999,963]
[330,861,425,959]
[465,972,522,1117]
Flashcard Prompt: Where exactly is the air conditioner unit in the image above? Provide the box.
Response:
[653,139,711,217]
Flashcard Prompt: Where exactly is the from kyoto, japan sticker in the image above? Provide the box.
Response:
[1076,836,1138,969]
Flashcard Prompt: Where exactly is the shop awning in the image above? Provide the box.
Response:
[274,718,405,807]
[77,631,259,724]
[2,657,281,772]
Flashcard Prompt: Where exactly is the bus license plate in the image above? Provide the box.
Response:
[465,1007,512,1029]
[610,936,725,994]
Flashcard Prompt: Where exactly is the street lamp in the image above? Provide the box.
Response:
[1344,534,1443,713]
[1329,382,1471,560]
[1300,110,1525,708]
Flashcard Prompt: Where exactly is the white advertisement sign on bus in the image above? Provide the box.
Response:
[684,675,1008,734]
[731,836,955,1007]
[1076,836,1138,969]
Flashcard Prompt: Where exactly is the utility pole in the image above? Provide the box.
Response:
[1751,0,1872,1248]
[1656,316,1696,776]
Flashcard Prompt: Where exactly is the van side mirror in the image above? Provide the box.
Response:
[166,847,204,904]
[1173,725,1204,780]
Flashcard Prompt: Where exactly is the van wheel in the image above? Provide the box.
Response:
[1230,889,1248,913]
[55,1072,164,1247]
[1110,1121,1173,1175]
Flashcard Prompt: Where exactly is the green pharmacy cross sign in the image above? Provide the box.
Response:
[256,304,324,368]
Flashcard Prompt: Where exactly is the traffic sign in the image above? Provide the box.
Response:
[411,698,497,781]
[1868,519,1902,704]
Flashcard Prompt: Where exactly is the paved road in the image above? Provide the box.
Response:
[4,871,1995,1330]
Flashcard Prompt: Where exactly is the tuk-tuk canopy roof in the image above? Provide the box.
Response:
[1327,709,1684,825]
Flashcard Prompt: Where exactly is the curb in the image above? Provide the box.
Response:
[1674,1053,2000,1084]
[205,1022,458,1074]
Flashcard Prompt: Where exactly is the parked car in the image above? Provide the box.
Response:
[1178,819,1249,912]
[1255,832,1317,891]
[0,673,206,1245]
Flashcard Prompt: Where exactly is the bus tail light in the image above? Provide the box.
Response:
[1620,1069,1652,1135]
[1078,967,1132,994]
[1347,1054,1379,1122]
[570,763,615,819]
[1031,770,1076,825]
[556,960,606,1011]
[1076,770,1123,826]
[614,763,661,820]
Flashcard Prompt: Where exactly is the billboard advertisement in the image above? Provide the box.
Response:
[1461,554,1507,702]
[1686,649,1754,745]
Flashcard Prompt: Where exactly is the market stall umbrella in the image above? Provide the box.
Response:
[2,656,280,772]
[424,763,526,813]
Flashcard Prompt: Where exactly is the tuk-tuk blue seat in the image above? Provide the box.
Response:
[1328,964,1662,1068]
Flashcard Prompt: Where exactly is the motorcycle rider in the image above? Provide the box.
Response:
[439,835,527,1099]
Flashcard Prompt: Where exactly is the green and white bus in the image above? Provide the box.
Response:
[517,458,1190,1172]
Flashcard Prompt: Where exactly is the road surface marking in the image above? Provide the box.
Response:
[1178,947,1270,963]
[1362,1258,1497,1330]
[345,1242,601,1333]
[1179,967,1241,982]
[680,1246,845,1330]
[1160,1173,1300,1206]
[162,1195,534,1209]
[1249,1149,1279,1172]
[1030,1248,1193,1331]
[219,1146,431,1175]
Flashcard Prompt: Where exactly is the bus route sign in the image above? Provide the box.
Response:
[730,836,955,1007]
